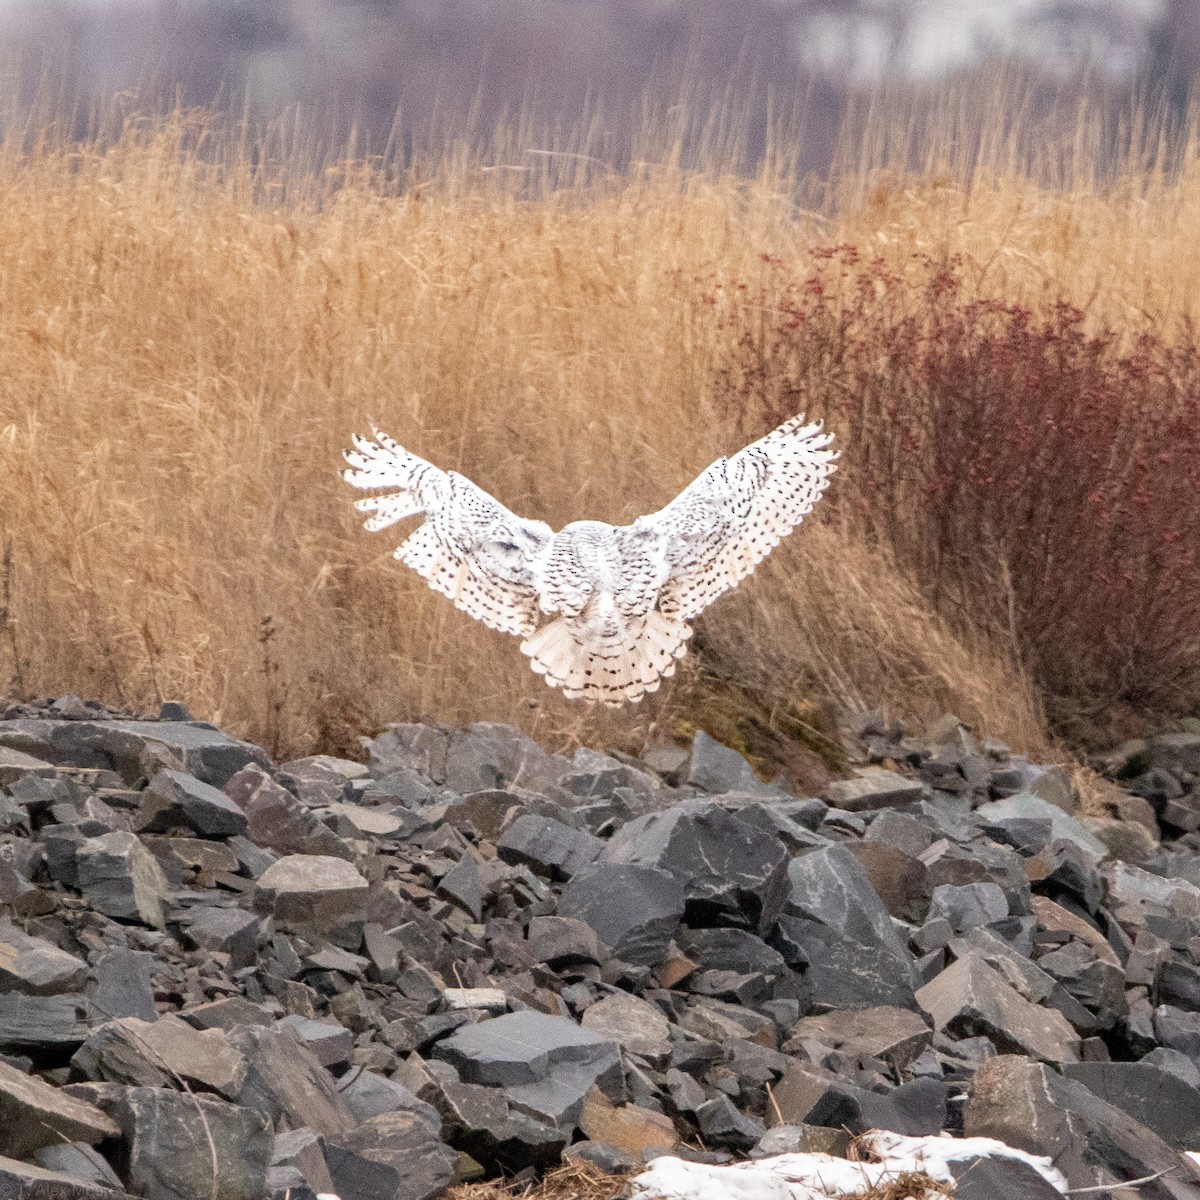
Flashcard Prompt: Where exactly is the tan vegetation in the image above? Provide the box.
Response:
[0,90,1196,762]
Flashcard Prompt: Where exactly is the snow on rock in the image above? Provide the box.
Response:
[628,1131,1069,1200]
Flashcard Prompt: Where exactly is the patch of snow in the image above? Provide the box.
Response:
[629,1131,1069,1200]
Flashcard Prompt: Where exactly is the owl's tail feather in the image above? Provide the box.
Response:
[520,612,692,706]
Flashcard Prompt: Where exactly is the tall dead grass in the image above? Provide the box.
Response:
[0,92,1195,761]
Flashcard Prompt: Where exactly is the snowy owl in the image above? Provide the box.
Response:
[343,415,837,705]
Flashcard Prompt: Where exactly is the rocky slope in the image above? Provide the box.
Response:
[0,696,1199,1199]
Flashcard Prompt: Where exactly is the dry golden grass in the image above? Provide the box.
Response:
[0,94,1194,760]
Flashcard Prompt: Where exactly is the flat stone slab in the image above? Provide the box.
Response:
[822,766,925,811]
[436,1010,621,1130]
[0,1058,120,1158]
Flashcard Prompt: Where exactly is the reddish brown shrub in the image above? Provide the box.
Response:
[717,249,1200,731]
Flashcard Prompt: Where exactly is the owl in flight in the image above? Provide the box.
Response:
[343,416,836,706]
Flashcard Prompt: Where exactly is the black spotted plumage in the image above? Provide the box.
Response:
[343,416,837,705]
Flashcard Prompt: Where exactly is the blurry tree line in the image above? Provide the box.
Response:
[1,0,1197,171]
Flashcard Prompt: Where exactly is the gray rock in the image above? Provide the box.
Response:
[0,1153,122,1199]
[527,915,601,968]
[277,1016,353,1069]
[224,764,354,861]
[88,948,157,1022]
[437,851,484,921]
[270,1128,336,1197]
[965,1055,1198,1200]
[686,731,781,796]
[928,882,1009,931]
[496,813,602,881]
[783,1006,932,1070]
[72,1015,247,1099]
[779,843,917,1009]
[1063,1061,1200,1151]
[76,832,172,929]
[695,1094,766,1150]
[435,1010,622,1130]
[338,1069,441,1128]
[772,1060,948,1135]
[106,1085,272,1200]
[580,993,672,1065]
[602,799,788,932]
[181,906,260,972]
[142,768,248,837]
[253,854,369,938]
[557,863,684,965]
[30,1142,126,1194]
[0,992,92,1053]
[6,717,269,787]
[916,952,1080,1064]
[0,920,89,994]
[325,1110,459,1200]
[946,1154,1065,1200]
[0,1058,120,1158]
[435,1078,566,1172]
[976,794,1109,861]
[226,1024,355,1137]
[822,766,924,812]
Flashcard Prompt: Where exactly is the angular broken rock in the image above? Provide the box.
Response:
[0,992,92,1053]
[105,1085,272,1200]
[72,1015,247,1098]
[771,1061,948,1136]
[578,1087,678,1158]
[496,813,603,881]
[557,863,684,965]
[7,716,269,786]
[253,854,369,937]
[0,919,89,995]
[686,730,782,796]
[601,799,788,932]
[325,1110,459,1200]
[779,843,918,1009]
[580,992,673,1065]
[227,1024,356,1136]
[965,1055,1198,1200]
[76,831,172,929]
[916,952,1081,1064]
[822,765,924,812]
[181,906,261,972]
[783,1006,932,1070]
[142,767,248,837]
[1063,1061,1200,1152]
[436,1010,622,1130]
[0,1153,123,1200]
[435,1078,567,1172]
[225,764,354,863]
[0,1058,120,1159]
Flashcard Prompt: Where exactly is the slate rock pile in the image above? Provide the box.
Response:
[0,695,1199,1199]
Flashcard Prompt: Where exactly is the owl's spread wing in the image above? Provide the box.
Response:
[639,415,837,621]
[343,427,553,637]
